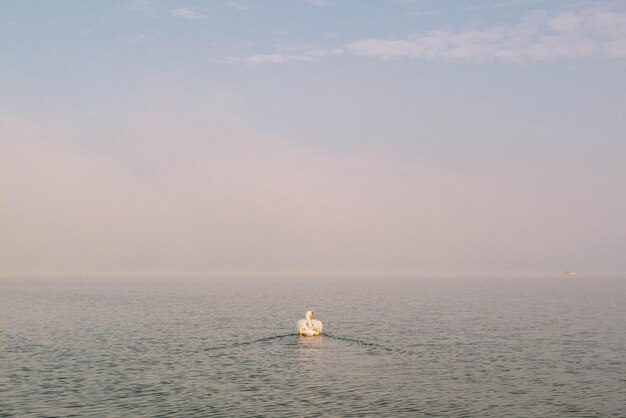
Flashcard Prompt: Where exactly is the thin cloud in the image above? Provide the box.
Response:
[171,7,207,20]
[346,6,626,62]
[127,0,159,17]
[493,0,544,8]
[407,10,441,18]
[248,54,314,64]
[124,34,148,45]
[243,6,626,64]
[226,1,251,11]
[247,48,343,65]
[305,0,329,6]
[346,39,421,60]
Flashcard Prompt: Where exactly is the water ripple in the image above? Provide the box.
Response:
[3,277,626,417]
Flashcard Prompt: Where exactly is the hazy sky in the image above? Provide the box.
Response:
[2,0,625,277]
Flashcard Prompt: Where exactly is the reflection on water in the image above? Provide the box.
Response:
[297,335,323,357]
[297,334,324,347]
[2,276,626,417]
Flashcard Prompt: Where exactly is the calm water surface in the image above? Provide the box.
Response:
[2,276,625,417]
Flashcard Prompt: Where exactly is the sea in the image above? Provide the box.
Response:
[2,275,625,417]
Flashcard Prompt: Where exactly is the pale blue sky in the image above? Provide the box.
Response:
[2,1,625,277]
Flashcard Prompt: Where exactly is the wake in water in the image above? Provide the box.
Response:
[202,333,293,352]
[202,333,419,357]
[324,333,419,356]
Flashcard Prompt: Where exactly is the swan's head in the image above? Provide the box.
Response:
[305,310,315,319]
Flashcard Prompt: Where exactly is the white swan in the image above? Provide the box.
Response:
[297,310,323,336]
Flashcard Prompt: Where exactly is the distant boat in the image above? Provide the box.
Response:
[565,271,576,276]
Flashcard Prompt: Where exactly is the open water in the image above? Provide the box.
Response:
[2,276,625,417]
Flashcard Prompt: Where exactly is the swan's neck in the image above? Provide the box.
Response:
[305,312,312,328]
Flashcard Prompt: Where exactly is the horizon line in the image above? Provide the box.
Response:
[2,270,624,280]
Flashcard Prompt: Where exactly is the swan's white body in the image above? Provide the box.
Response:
[297,311,323,336]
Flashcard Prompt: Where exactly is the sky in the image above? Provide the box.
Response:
[1,0,626,278]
